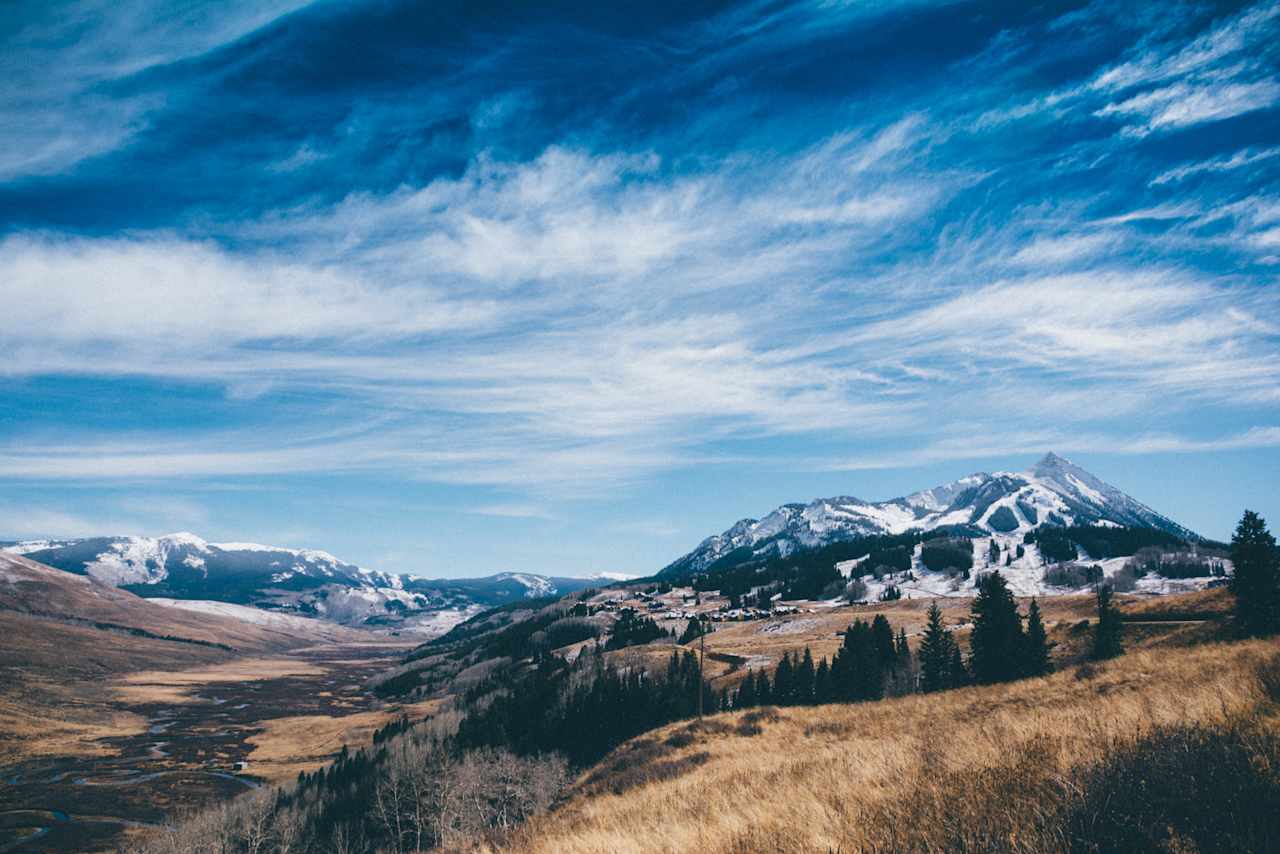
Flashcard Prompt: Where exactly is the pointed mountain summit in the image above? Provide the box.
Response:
[661,453,1197,576]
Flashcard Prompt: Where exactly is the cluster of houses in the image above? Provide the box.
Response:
[574,587,810,625]
[704,603,803,622]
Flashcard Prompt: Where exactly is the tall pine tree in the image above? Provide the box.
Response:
[1091,583,1124,660]
[796,647,816,704]
[1021,598,1053,676]
[1230,510,1280,637]
[969,571,1026,684]
[919,602,954,692]
[813,658,831,703]
[871,614,896,669]
[773,652,795,705]
[947,643,969,688]
[832,619,885,701]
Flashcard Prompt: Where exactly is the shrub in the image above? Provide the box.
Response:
[1107,562,1139,593]
[845,578,868,602]
[1042,563,1102,588]
[1063,722,1280,853]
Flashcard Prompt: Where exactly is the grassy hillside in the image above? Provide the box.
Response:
[497,638,1280,853]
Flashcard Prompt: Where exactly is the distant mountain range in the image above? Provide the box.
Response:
[1,453,1210,632]
[0,533,610,635]
[662,453,1199,577]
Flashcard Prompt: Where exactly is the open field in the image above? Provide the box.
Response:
[499,636,1280,854]
[0,642,427,852]
[115,658,330,705]
[245,697,444,783]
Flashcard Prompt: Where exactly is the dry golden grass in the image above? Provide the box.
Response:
[113,657,328,704]
[1120,586,1234,619]
[245,699,444,782]
[0,688,147,761]
[495,638,1280,854]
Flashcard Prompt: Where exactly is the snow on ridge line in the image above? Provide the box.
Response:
[158,532,211,549]
[210,542,344,563]
[208,541,283,552]
[1,540,59,555]
[147,597,336,631]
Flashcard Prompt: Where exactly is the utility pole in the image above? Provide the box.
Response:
[698,614,706,719]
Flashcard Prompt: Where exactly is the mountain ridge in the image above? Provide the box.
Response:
[662,452,1198,577]
[0,533,603,635]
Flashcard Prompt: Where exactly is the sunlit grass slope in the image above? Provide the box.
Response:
[496,638,1280,854]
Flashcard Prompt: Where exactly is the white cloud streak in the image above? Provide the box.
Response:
[0,0,316,179]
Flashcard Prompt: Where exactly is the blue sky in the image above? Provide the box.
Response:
[1,0,1278,577]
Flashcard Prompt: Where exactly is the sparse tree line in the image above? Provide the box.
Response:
[456,648,716,765]
[730,572,1058,713]
[128,739,567,854]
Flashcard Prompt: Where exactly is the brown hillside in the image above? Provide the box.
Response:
[495,637,1280,854]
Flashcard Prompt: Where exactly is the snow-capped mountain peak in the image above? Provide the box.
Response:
[662,453,1197,575]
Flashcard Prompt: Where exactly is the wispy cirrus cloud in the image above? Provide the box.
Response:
[1151,145,1280,185]
[2,0,1279,566]
[0,0,316,180]
[828,426,1280,473]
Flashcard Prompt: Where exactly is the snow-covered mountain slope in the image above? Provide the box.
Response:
[0,533,602,635]
[833,534,1228,602]
[2,532,404,589]
[662,453,1199,577]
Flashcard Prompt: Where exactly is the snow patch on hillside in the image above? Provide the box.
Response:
[148,598,330,631]
[497,573,555,597]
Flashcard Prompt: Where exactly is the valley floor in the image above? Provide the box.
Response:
[0,641,425,853]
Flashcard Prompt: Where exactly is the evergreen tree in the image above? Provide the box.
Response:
[1230,510,1280,637]
[678,616,708,645]
[831,619,884,701]
[969,571,1026,684]
[947,643,969,688]
[736,670,758,708]
[871,614,896,669]
[756,669,773,705]
[988,538,1000,565]
[796,647,816,704]
[894,627,912,675]
[1021,598,1053,676]
[773,652,795,705]
[894,627,909,659]
[918,602,954,692]
[813,657,831,703]
[1091,583,1124,660]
